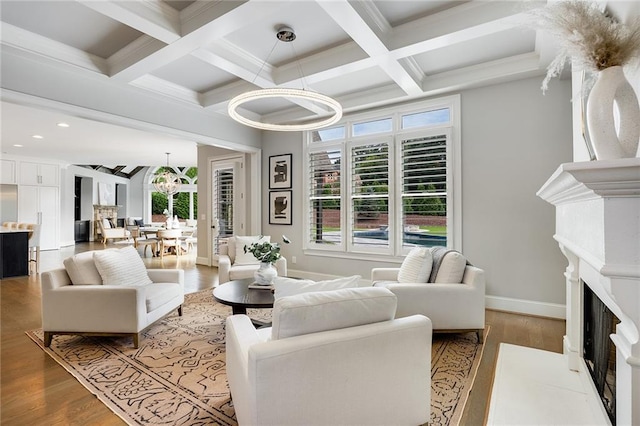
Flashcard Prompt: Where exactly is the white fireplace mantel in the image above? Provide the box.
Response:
[537,157,640,425]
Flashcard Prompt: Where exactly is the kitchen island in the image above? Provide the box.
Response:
[0,227,29,278]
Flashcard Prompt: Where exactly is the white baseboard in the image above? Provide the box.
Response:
[485,295,566,319]
[196,256,209,266]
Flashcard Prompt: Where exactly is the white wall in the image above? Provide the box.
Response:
[262,75,573,317]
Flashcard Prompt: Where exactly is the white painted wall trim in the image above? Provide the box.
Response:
[485,295,566,319]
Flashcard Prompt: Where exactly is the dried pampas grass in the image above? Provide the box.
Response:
[527,0,640,92]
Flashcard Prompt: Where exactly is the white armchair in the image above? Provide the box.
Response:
[97,218,130,246]
[218,236,287,284]
[41,247,184,348]
[372,248,485,342]
[226,287,432,426]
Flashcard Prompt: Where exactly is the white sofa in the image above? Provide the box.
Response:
[41,247,184,348]
[218,236,287,284]
[372,247,485,342]
[226,287,432,426]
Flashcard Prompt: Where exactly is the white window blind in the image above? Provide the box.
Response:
[400,134,448,248]
[308,149,342,245]
[351,142,390,250]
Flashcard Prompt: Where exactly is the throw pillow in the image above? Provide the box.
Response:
[397,247,432,283]
[102,218,112,229]
[64,250,116,285]
[273,275,362,299]
[271,287,397,340]
[93,246,153,287]
[234,235,270,265]
[134,219,144,226]
[434,251,467,283]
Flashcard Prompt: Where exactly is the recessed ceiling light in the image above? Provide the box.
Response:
[13,144,23,147]
[57,122,70,128]
[32,134,44,139]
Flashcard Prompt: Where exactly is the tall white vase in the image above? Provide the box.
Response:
[586,66,640,160]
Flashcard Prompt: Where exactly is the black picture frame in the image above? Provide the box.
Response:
[269,190,292,225]
[269,154,292,189]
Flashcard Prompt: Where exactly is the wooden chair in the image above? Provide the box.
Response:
[127,225,158,257]
[158,229,183,258]
[97,219,130,246]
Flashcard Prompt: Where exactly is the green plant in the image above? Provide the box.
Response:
[244,235,290,264]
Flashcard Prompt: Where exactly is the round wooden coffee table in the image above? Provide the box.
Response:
[213,278,274,327]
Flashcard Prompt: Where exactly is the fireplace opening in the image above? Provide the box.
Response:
[583,282,619,424]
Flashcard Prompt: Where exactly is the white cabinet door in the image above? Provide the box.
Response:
[19,161,58,186]
[39,163,59,186]
[1,159,16,184]
[19,162,40,185]
[18,185,59,250]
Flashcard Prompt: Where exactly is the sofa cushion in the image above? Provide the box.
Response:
[234,235,270,265]
[398,247,432,283]
[63,250,112,285]
[271,287,397,340]
[273,275,362,299]
[434,251,467,283]
[93,246,153,287]
[145,283,181,312]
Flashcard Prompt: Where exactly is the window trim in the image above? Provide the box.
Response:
[304,94,461,260]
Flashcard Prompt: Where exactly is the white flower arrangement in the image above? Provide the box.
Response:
[527,0,640,93]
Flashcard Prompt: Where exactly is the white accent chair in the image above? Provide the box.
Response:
[218,236,287,284]
[97,218,130,246]
[371,249,485,342]
[226,287,432,426]
[41,249,184,348]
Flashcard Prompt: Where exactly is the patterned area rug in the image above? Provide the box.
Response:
[27,290,487,426]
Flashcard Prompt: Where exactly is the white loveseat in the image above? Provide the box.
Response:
[218,236,287,284]
[226,287,432,426]
[41,246,184,348]
[372,247,485,342]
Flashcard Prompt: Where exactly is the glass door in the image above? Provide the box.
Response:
[211,158,243,259]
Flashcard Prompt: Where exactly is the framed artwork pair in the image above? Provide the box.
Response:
[268,154,292,225]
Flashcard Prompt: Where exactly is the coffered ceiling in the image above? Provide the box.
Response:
[1,0,566,166]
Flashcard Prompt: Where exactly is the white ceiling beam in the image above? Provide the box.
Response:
[315,0,423,96]
[389,1,542,59]
[0,23,108,74]
[109,1,282,82]
[77,0,181,44]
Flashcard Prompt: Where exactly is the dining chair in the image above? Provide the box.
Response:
[158,229,183,258]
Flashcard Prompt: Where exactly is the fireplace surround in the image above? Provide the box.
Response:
[538,158,640,425]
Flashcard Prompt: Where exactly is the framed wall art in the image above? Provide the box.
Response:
[269,154,292,189]
[269,190,292,225]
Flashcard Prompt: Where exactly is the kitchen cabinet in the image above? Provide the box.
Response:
[19,161,58,186]
[1,159,16,184]
[18,185,59,250]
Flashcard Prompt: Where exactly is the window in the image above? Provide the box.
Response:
[305,96,460,258]
[148,166,198,223]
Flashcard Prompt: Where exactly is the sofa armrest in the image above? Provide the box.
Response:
[371,267,400,282]
[240,316,432,426]
[218,254,231,284]
[41,284,146,332]
[147,269,184,289]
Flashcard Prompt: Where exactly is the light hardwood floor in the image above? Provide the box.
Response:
[0,243,565,425]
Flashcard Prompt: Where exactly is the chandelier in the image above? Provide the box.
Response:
[228,27,342,132]
[153,152,181,195]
